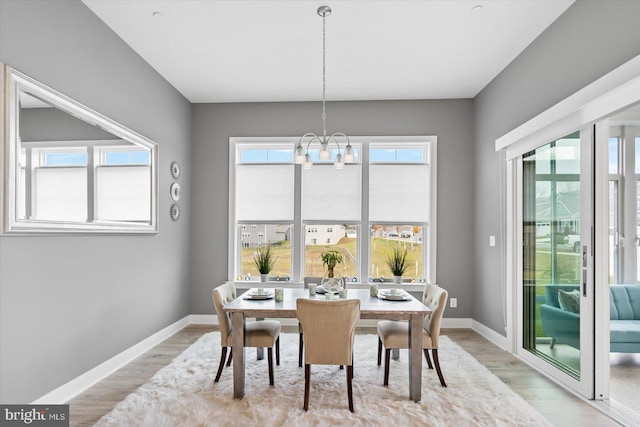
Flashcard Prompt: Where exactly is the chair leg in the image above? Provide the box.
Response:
[268,347,274,386]
[352,352,354,379]
[347,365,354,413]
[377,337,382,366]
[215,347,227,383]
[304,364,311,411]
[424,348,433,369]
[226,348,233,367]
[276,337,280,366]
[432,349,447,387]
[384,349,391,386]
[299,332,304,368]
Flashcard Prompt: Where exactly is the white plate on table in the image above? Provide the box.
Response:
[378,291,410,301]
[243,293,273,300]
[316,286,338,294]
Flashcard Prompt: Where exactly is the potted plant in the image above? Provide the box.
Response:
[386,247,409,284]
[321,249,343,278]
[253,247,276,282]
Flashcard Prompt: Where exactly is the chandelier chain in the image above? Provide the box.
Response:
[322,10,327,141]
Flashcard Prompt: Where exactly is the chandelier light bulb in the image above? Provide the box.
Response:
[319,141,331,160]
[343,144,355,163]
[294,144,306,163]
[303,153,313,170]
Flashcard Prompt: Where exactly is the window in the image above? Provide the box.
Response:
[303,224,358,279]
[608,127,640,284]
[44,151,87,166]
[18,146,152,224]
[238,224,292,280]
[371,225,423,280]
[95,148,151,222]
[230,137,437,283]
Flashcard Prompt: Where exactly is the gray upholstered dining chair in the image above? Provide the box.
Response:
[212,283,281,385]
[297,298,360,412]
[376,283,448,387]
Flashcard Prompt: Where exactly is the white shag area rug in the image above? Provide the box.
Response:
[96,333,552,427]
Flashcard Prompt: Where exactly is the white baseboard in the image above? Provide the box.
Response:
[188,314,217,325]
[34,314,476,404]
[471,319,508,350]
[442,318,473,329]
[31,316,191,405]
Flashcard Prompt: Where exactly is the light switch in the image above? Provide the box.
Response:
[489,235,496,247]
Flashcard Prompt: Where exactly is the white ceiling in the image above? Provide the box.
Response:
[82,0,574,103]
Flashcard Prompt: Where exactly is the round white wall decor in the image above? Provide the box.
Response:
[170,161,181,179]
[170,204,180,221]
[170,182,182,201]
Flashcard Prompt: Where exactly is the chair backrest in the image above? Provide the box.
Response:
[297,299,360,365]
[304,277,347,289]
[610,284,640,320]
[303,277,323,289]
[422,284,448,348]
[212,283,237,347]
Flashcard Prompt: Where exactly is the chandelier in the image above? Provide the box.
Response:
[294,5,354,170]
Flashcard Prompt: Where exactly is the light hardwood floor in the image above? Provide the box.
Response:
[67,325,619,426]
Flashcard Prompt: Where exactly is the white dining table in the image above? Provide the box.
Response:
[222,288,431,402]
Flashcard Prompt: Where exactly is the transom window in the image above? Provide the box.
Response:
[229,136,437,283]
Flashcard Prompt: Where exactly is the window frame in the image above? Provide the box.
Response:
[229,136,437,284]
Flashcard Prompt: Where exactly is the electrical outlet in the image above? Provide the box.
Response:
[450,298,457,308]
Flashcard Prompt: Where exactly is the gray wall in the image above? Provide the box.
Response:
[20,108,117,141]
[0,0,192,403]
[473,0,640,334]
[190,100,475,316]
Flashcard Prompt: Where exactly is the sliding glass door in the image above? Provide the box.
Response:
[602,110,640,415]
[518,129,595,397]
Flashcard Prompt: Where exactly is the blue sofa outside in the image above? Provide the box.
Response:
[539,284,640,353]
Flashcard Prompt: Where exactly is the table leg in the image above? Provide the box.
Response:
[256,317,264,360]
[408,313,423,402]
[231,311,245,399]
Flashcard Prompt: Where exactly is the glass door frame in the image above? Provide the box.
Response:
[512,127,595,398]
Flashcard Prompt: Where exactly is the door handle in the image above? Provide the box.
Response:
[582,245,588,297]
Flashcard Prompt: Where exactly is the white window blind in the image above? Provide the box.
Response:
[35,168,87,221]
[96,166,151,221]
[302,164,361,221]
[236,164,294,221]
[369,164,429,223]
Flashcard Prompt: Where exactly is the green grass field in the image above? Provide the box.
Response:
[239,237,423,280]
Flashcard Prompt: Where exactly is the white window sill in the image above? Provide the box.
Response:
[229,280,430,291]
